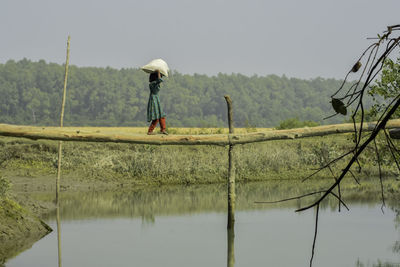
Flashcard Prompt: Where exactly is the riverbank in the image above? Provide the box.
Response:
[0,196,52,266]
[0,133,399,263]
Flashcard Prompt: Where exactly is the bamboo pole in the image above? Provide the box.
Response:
[224,95,235,230]
[57,37,70,201]
[1,120,400,145]
[56,35,70,267]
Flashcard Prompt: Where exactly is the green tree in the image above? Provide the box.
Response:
[0,59,356,127]
[369,55,400,118]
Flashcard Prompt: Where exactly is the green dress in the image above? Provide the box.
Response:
[147,78,166,122]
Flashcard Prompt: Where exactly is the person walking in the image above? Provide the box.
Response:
[147,69,168,135]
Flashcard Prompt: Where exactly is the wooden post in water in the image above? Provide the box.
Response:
[224,95,235,230]
[56,35,70,267]
[227,227,235,267]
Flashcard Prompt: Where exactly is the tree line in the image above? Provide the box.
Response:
[0,58,354,127]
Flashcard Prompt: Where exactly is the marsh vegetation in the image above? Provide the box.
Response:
[0,131,398,188]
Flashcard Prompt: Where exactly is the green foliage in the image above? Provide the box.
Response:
[347,108,379,123]
[0,59,352,127]
[276,117,320,129]
[369,55,400,119]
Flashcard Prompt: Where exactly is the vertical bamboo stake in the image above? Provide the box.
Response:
[56,35,70,267]
[224,95,235,230]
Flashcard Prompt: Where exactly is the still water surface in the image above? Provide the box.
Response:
[6,182,400,267]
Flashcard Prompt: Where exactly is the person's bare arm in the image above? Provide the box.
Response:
[156,69,161,79]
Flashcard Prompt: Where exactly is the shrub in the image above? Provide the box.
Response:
[276,117,319,130]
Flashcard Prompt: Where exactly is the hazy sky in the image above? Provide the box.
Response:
[1,0,399,79]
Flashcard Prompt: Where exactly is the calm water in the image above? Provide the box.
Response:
[5,182,400,267]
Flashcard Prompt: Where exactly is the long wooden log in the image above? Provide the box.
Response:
[1,119,400,146]
[389,128,400,139]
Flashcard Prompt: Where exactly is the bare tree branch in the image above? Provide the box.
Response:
[295,27,400,213]
[310,205,320,267]
[374,139,386,212]
[254,191,326,204]
[348,169,361,185]
[329,191,350,211]
[296,97,400,213]
[327,164,341,212]
[302,150,353,182]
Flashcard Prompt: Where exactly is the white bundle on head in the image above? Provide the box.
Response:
[141,59,169,77]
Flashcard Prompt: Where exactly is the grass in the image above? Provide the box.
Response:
[0,129,398,187]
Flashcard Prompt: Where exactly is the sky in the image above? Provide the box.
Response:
[1,0,399,79]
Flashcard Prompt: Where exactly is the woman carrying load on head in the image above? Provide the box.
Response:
[147,69,168,135]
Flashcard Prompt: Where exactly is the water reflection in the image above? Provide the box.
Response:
[56,204,62,267]
[38,180,387,221]
[53,187,239,266]
[227,227,235,267]
[7,180,400,267]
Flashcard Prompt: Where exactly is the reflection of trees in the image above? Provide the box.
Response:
[393,241,400,254]
[36,180,389,221]
[355,260,400,267]
[392,205,400,254]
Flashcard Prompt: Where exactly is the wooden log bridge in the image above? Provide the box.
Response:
[2,98,400,233]
[1,119,400,146]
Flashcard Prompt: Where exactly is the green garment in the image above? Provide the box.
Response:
[147,78,166,122]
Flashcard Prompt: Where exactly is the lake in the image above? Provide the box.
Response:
[5,181,400,267]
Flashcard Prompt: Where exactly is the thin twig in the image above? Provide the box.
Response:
[327,165,341,212]
[303,151,353,182]
[310,204,319,267]
[374,139,386,212]
[254,191,326,204]
[331,43,376,98]
[384,130,400,173]
[329,191,350,211]
[348,170,361,185]
[366,44,380,77]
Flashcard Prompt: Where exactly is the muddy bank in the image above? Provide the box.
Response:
[0,197,52,264]
[0,173,128,264]
[0,171,150,264]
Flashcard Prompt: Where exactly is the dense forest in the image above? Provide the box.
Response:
[0,59,354,127]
